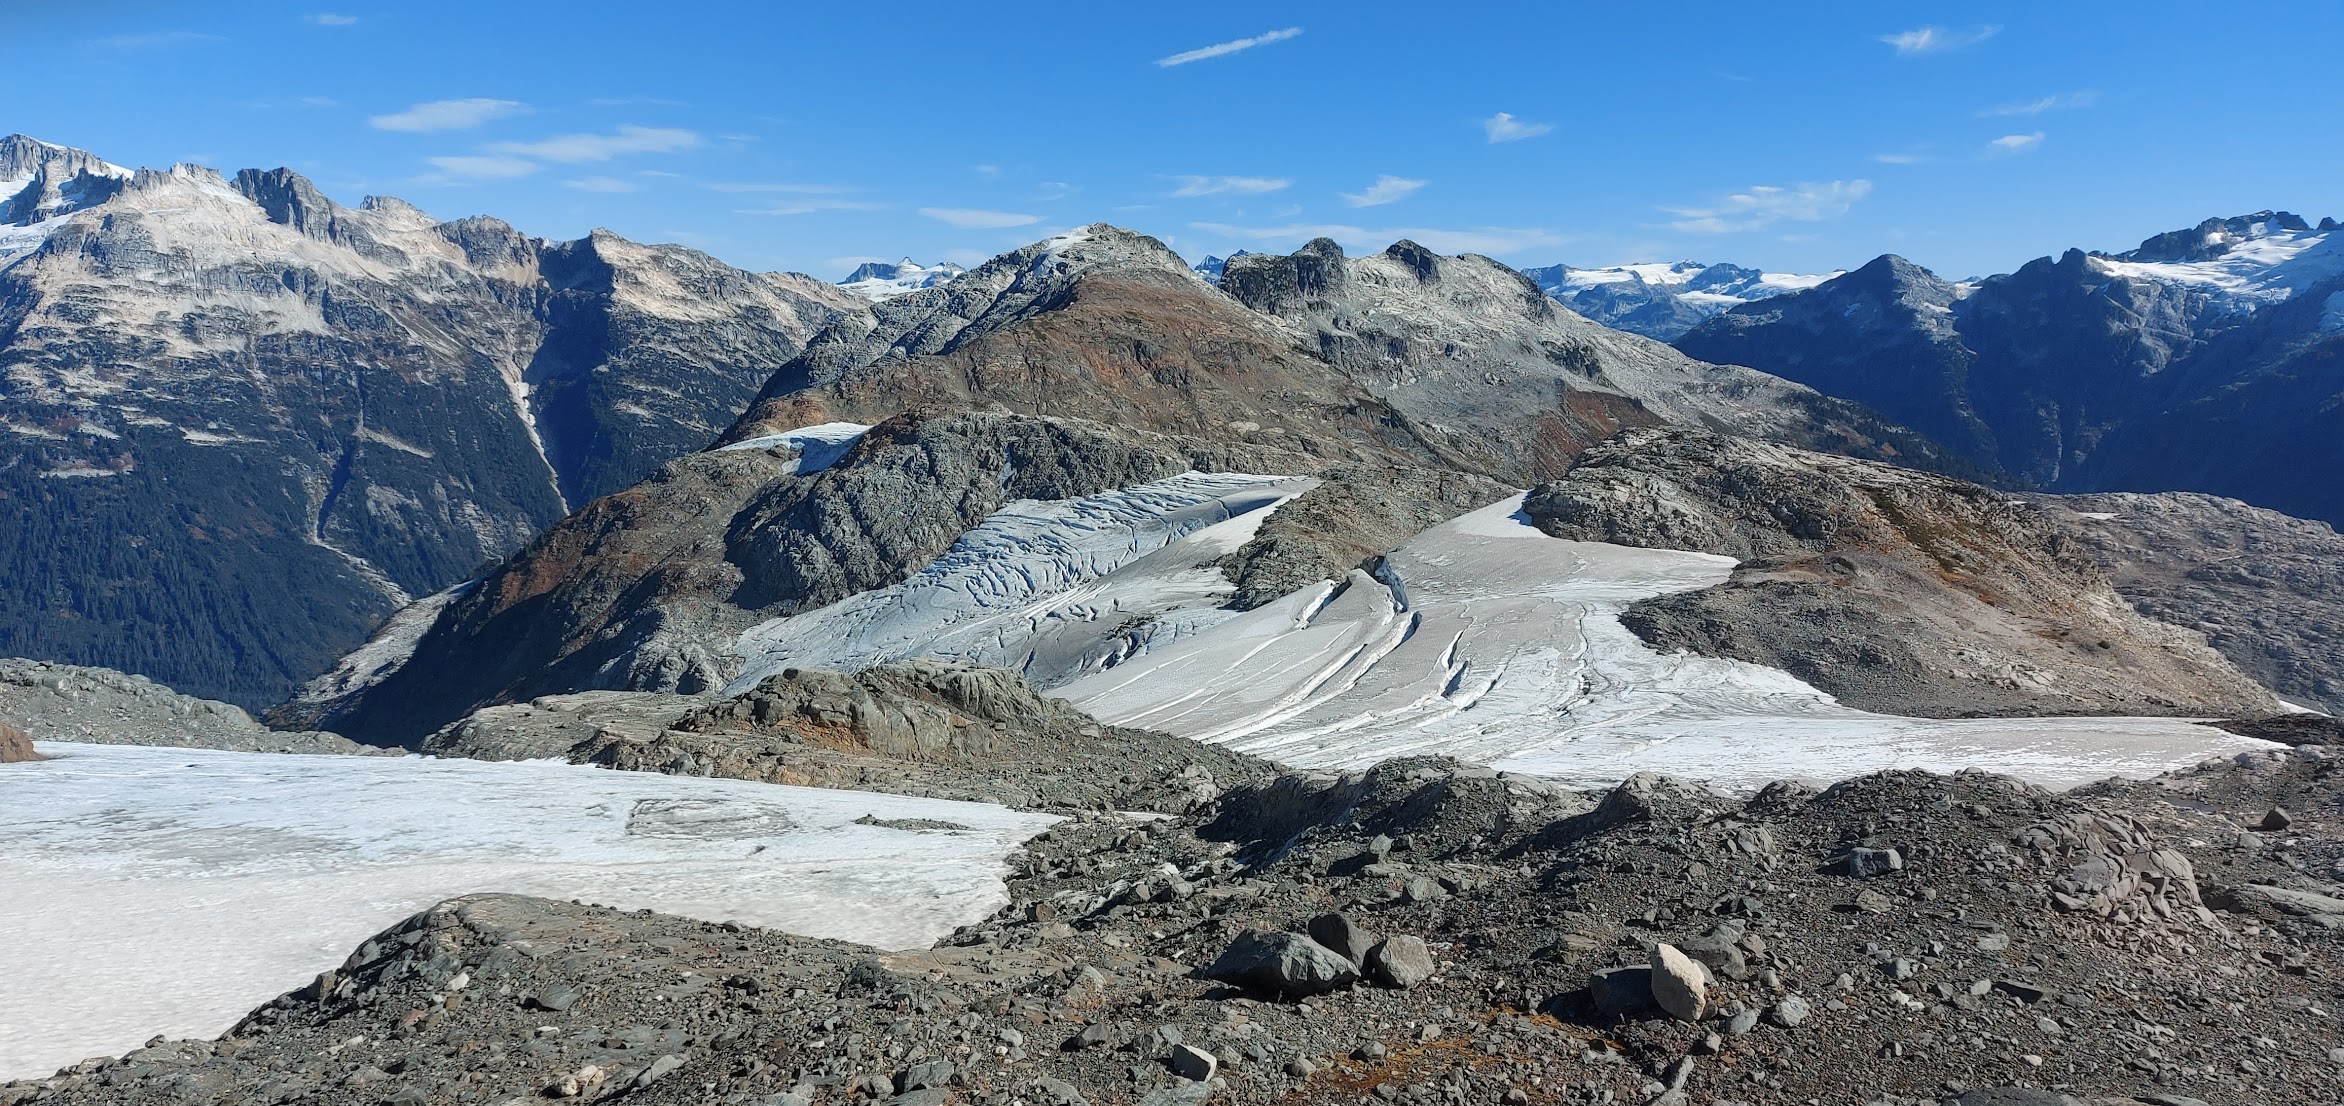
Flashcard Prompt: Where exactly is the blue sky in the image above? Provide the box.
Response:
[8,0,2339,280]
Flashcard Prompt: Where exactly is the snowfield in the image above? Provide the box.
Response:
[0,744,1056,1081]
[1057,497,2272,791]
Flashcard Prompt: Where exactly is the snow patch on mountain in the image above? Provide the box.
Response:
[715,420,871,474]
[2090,211,2341,316]
[1521,260,1841,339]
[838,259,966,302]
[0,742,1056,1080]
[1056,496,2269,791]
[725,472,1317,694]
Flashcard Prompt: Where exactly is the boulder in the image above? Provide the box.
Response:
[1364,935,1437,989]
[1205,929,1358,997]
[1649,944,1708,1021]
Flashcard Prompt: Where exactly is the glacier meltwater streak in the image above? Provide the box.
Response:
[0,744,1056,1081]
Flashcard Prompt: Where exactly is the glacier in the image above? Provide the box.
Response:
[0,744,1056,1080]
[1056,497,2272,790]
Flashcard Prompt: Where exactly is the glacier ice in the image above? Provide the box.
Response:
[0,743,1055,1080]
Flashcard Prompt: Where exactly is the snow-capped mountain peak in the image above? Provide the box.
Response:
[1520,258,1842,340]
[837,257,966,302]
[0,134,134,266]
[2087,209,2339,316]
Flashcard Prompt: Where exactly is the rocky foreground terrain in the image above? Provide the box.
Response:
[7,727,2339,1106]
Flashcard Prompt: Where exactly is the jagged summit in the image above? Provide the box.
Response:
[2117,209,2321,264]
[837,257,965,302]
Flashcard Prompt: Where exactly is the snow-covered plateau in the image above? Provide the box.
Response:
[0,744,1056,1080]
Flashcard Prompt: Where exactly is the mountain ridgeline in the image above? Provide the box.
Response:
[0,136,857,708]
[1673,211,2344,526]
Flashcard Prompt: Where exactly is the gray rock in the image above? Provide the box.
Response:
[1841,846,1904,877]
[1205,929,1358,997]
[1768,995,1812,1028]
[528,983,580,1012]
[1724,1007,1760,1036]
[1649,943,1708,1021]
[1945,1090,2085,1105]
[1364,935,1437,989]
[897,1060,953,1092]
[1588,966,1656,1017]
[886,1091,953,1106]
[1306,913,1378,966]
[1029,1076,1092,1106]
[628,1053,684,1090]
[1168,1043,1217,1081]
[2257,807,2294,831]
[1137,1084,1213,1106]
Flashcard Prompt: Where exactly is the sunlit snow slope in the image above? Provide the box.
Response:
[1056,497,2272,791]
[0,744,1055,1080]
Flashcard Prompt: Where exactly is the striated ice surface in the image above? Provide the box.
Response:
[726,472,1316,694]
[1059,496,2273,792]
[0,744,1055,1080]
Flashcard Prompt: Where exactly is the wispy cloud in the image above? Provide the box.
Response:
[1879,25,2001,55]
[1339,175,1428,208]
[485,125,701,163]
[1986,132,2045,156]
[705,181,859,195]
[1035,181,1077,201]
[1155,26,1303,67]
[370,98,531,133]
[306,13,359,26]
[91,30,224,50]
[1870,152,1927,165]
[1190,222,1566,256]
[740,199,888,216]
[1664,179,1872,233]
[1482,112,1552,143]
[920,207,1043,229]
[1169,175,1289,197]
[589,97,690,108]
[424,155,541,182]
[564,176,639,194]
[1980,91,2098,117]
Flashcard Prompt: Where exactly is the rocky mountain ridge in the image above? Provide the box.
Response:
[0,134,858,708]
[1675,210,2344,527]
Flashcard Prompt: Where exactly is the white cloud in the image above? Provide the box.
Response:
[920,207,1043,229]
[1035,181,1077,201]
[1482,112,1553,143]
[1339,175,1428,208]
[1981,91,2098,117]
[740,199,888,216]
[92,31,224,50]
[1155,26,1302,67]
[563,176,639,193]
[371,98,531,133]
[705,181,858,194]
[1169,175,1289,197]
[486,125,700,163]
[306,13,359,26]
[423,155,541,182]
[1987,132,2046,156]
[1664,179,1872,233]
[1879,25,2001,55]
[1190,222,1566,256]
[1870,152,1926,165]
